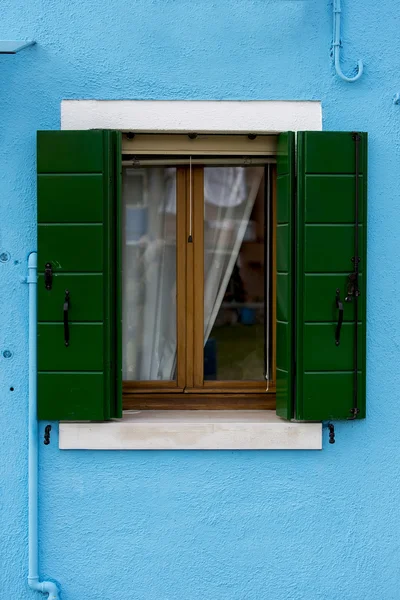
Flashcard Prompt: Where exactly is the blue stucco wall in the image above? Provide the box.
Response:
[1,1,400,598]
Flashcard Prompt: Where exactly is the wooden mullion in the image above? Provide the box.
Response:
[185,168,194,388]
[177,168,187,389]
[193,167,205,387]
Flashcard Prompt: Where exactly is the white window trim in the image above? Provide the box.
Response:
[61,99,322,133]
[59,99,323,451]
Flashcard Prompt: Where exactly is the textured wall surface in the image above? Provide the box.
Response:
[1,1,400,598]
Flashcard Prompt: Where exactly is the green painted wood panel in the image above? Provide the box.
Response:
[38,324,104,371]
[276,322,289,371]
[38,174,104,223]
[37,130,104,173]
[296,132,367,421]
[38,274,103,322]
[304,274,363,322]
[37,130,122,420]
[302,373,363,421]
[276,223,290,273]
[276,132,295,420]
[303,132,366,175]
[276,369,290,408]
[276,273,289,322]
[303,323,363,371]
[38,373,105,421]
[304,225,364,273]
[38,224,103,273]
[305,175,364,223]
[276,173,290,223]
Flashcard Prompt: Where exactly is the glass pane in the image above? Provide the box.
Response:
[122,167,177,380]
[203,166,268,381]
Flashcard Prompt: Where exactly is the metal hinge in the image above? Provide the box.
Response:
[44,263,53,290]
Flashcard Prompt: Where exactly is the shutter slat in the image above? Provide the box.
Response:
[38,373,105,421]
[38,174,104,223]
[37,130,104,173]
[38,224,104,272]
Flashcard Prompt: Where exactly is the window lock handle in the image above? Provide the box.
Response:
[335,288,344,346]
[63,290,70,347]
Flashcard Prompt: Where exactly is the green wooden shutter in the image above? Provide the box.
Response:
[296,131,367,420]
[37,130,122,420]
[276,132,295,420]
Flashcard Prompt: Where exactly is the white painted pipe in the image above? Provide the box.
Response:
[27,252,60,600]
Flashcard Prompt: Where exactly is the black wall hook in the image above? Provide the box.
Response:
[44,424,52,445]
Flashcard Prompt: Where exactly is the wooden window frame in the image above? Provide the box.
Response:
[123,146,277,410]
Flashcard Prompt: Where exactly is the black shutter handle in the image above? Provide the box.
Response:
[63,290,70,347]
[335,288,343,346]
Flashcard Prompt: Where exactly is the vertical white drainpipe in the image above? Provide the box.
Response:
[27,252,60,600]
[333,0,363,82]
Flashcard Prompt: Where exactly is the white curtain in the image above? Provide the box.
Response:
[203,167,263,344]
[122,167,177,380]
[122,166,263,381]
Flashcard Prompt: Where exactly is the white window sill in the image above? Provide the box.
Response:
[59,410,322,450]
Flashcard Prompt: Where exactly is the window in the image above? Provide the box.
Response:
[121,142,276,409]
[37,130,367,422]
